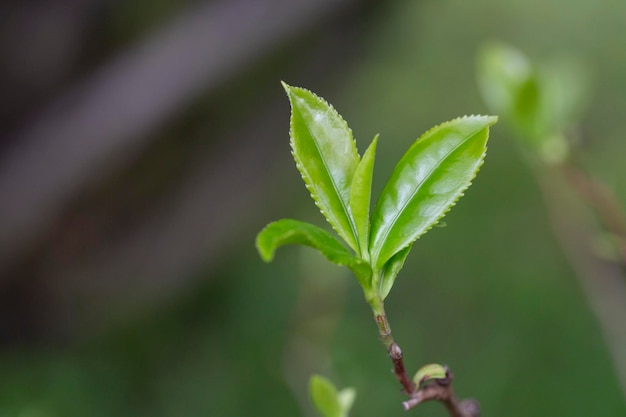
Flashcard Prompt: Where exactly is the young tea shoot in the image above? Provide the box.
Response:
[256,83,497,315]
[256,83,496,414]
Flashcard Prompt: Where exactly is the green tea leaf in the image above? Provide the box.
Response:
[309,375,342,417]
[369,116,497,270]
[378,244,412,299]
[284,83,360,253]
[349,135,378,258]
[256,219,371,287]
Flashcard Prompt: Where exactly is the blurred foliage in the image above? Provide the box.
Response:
[309,375,355,417]
[2,0,626,416]
[477,41,588,163]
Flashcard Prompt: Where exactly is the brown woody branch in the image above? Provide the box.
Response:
[373,308,479,416]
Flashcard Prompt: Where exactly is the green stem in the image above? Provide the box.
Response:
[368,296,415,396]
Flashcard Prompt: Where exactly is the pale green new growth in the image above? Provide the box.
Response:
[349,135,378,260]
[309,375,356,417]
[413,363,448,387]
[256,83,497,306]
[477,42,586,164]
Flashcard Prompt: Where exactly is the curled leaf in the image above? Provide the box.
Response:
[413,363,448,387]
[256,219,371,288]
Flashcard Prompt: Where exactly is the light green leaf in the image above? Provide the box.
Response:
[412,363,448,387]
[349,135,378,258]
[284,83,360,253]
[309,375,342,417]
[256,219,371,288]
[378,244,412,300]
[477,42,533,116]
[369,116,497,270]
[337,388,357,416]
[477,43,542,139]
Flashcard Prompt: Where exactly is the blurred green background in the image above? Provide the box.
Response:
[1,0,625,416]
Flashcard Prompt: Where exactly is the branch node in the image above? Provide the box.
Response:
[388,342,402,359]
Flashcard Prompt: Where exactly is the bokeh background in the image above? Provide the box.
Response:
[1,0,625,416]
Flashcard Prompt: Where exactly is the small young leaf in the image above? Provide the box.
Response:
[310,375,342,417]
[412,363,448,387]
[337,388,357,415]
[349,135,378,258]
[284,83,361,253]
[378,244,412,300]
[477,43,542,139]
[369,116,497,270]
[477,43,534,117]
[256,219,371,288]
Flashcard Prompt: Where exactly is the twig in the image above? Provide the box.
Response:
[373,306,480,416]
[403,374,480,417]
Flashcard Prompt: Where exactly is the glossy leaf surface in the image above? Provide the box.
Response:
[349,135,378,258]
[256,219,370,287]
[369,116,497,270]
[284,83,360,252]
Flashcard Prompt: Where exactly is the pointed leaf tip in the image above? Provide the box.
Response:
[369,115,496,269]
[286,86,361,252]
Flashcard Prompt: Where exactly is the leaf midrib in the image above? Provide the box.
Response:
[372,125,486,267]
[297,105,360,253]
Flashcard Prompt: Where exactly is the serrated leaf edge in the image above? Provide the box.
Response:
[284,83,361,253]
[371,116,495,268]
[380,152,487,266]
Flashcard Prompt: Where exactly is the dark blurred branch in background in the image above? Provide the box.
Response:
[477,43,626,400]
[0,0,371,341]
[0,0,355,273]
[538,161,626,399]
